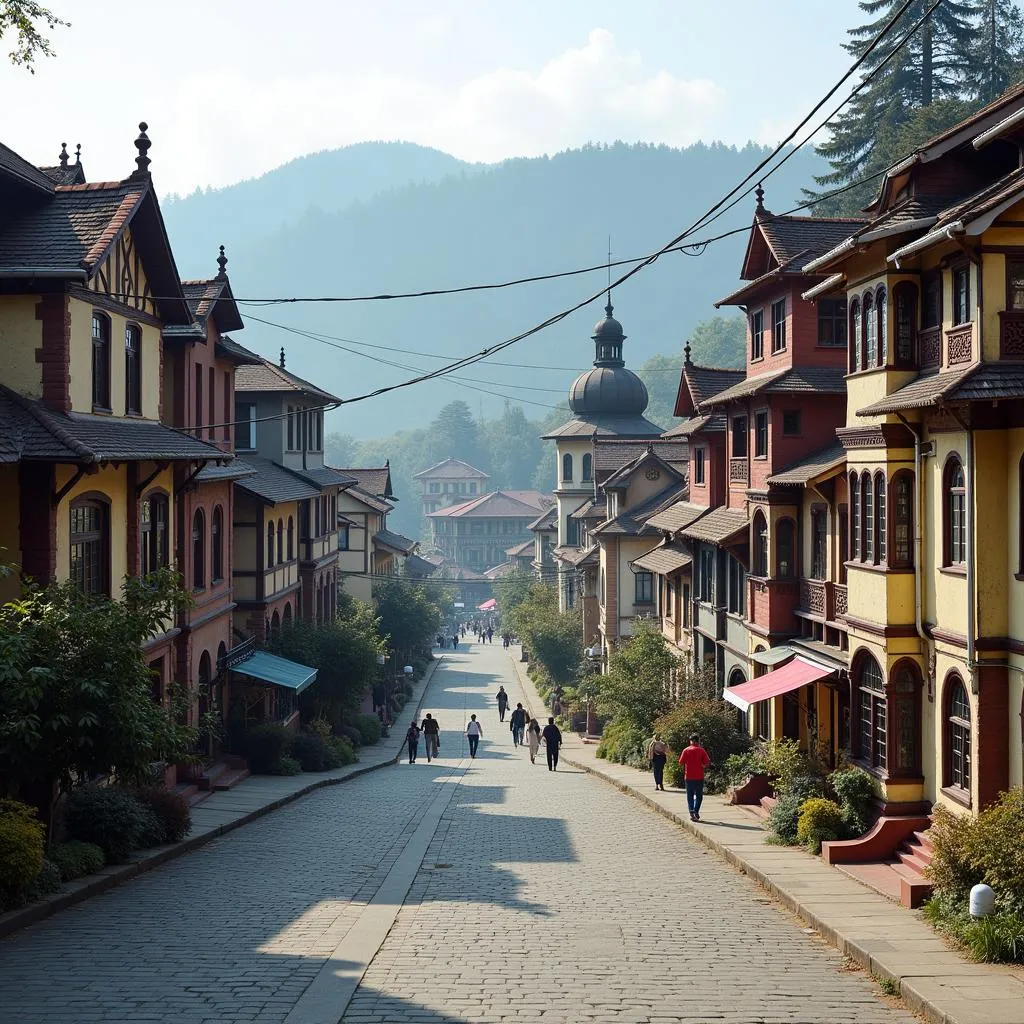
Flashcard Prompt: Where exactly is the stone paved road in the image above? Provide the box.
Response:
[0,642,913,1024]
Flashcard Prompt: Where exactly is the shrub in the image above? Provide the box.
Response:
[355,714,382,746]
[24,859,62,902]
[924,892,1024,964]
[0,799,46,908]
[267,755,302,776]
[927,806,985,901]
[829,766,876,836]
[967,787,1024,912]
[797,797,845,853]
[132,787,192,844]
[328,736,357,766]
[340,725,364,748]
[290,731,333,772]
[244,724,293,774]
[724,750,767,788]
[654,702,751,793]
[666,758,686,789]
[64,787,154,864]
[767,792,804,844]
[760,739,813,793]
[595,720,646,766]
[48,840,105,882]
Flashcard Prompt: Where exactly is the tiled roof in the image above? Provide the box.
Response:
[645,500,708,534]
[569,496,607,520]
[632,543,692,575]
[593,481,687,537]
[945,363,1024,402]
[662,413,726,437]
[0,141,56,194]
[334,466,393,499]
[344,485,393,514]
[528,506,558,531]
[234,457,321,504]
[855,366,976,415]
[39,161,86,187]
[195,460,257,483]
[0,385,227,465]
[216,335,263,365]
[936,166,1024,230]
[234,357,340,403]
[413,458,489,480]
[541,413,663,440]
[506,540,534,557]
[564,544,599,567]
[373,529,417,556]
[681,507,749,545]
[758,214,867,266]
[700,367,847,408]
[592,437,689,474]
[287,465,357,490]
[600,450,685,490]
[183,280,221,323]
[427,490,551,519]
[484,560,517,579]
[767,441,846,486]
[552,544,583,563]
[682,364,746,408]
[404,553,438,577]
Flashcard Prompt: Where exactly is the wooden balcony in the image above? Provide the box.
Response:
[919,326,941,370]
[833,583,848,618]
[729,458,748,485]
[945,324,973,366]
[797,579,848,622]
[999,309,1024,359]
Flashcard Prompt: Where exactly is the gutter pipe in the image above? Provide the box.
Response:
[948,407,977,694]
[889,222,965,269]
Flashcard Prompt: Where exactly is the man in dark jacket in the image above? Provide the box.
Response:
[509,703,527,746]
[420,713,440,762]
[496,686,509,722]
[541,717,562,771]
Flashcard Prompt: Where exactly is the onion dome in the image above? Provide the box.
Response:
[567,300,649,416]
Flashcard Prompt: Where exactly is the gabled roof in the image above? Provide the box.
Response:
[757,214,867,268]
[195,460,257,483]
[234,456,321,504]
[334,466,394,500]
[569,496,607,521]
[426,490,551,519]
[681,507,749,545]
[592,480,687,537]
[413,457,490,480]
[528,506,558,531]
[645,500,708,534]
[601,448,685,490]
[182,272,244,334]
[506,540,534,557]
[373,528,416,556]
[766,441,846,487]
[0,141,56,196]
[592,437,689,477]
[344,484,393,514]
[287,465,357,491]
[632,542,692,576]
[404,553,438,577]
[0,385,227,465]
[672,356,745,418]
[234,356,340,403]
[700,367,847,409]
[216,335,263,366]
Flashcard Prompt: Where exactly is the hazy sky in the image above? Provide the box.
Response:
[4,1,865,197]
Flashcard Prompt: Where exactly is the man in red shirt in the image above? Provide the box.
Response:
[678,733,711,821]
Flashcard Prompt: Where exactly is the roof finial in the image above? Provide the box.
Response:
[684,342,692,365]
[755,181,765,214]
[216,244,228,278]
[58,142,69,170]
[132,122,152,178]
[74,144,81,165]
[606,234,613,317]
[279,346,286,369]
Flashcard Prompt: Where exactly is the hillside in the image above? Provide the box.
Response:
[163,140,823,444]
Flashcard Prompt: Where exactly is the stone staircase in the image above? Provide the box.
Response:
[829,821,934,909]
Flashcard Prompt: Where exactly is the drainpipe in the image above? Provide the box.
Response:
[948,406,978,695]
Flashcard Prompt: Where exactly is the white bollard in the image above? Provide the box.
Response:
[969,883,995,918]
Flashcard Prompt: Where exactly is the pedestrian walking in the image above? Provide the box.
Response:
[502,634,510,649]
[487,627,493,644]
[679,733,711,821]
[526,718,541,764]
[451,633,459,651]
[466,714,483,758]
[509,703,527,746]
[436,633,443,649]
[421,713,440,762]
[646,732,669,791]
[496,686,509,722]
[406,721,421,764]
[542,717,562,771]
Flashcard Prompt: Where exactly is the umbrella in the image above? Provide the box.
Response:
[477,598,497,611]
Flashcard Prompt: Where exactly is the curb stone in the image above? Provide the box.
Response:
[0,656,442,941]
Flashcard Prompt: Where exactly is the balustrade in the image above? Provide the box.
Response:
[999,310,1024,359]
[919,326,941,370]
[945,324,973,366]
[729,457,748,485]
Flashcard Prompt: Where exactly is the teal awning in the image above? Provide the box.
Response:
[231,651,317,693]
[751,645,796,668]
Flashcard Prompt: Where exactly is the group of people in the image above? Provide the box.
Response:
[497,687,562,770]
[435,633,461,650]
[646,732,711,821]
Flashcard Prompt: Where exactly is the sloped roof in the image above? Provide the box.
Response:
[334,466,393,500]
[662,413,727,437]
[0,141,56,194]
[413,457,489,479]
[569,496,607,520]
[592,437,689,475]
[857,362,1024,415]
[528,506,558,531]
[215,335,263,365]
[182,275,244,334]
[701,367,847,408]
[195,460,257,483]
[632,543,692,575]
[592,481,687,537]
[645,500,708,534]
[427,490,550,519]
[542,412,663,440]
[234,456,321,504]
[681,507,749,545]
[234,356,340,403]
[758,214,867,267]
[673,359,746,417]
[404,553,438,577]
[855,366,975,415]
[484,560,517,579]
[344,484,393,514]
[0,385,227,465]
[506,540,534,557]
[767,441,847,486]
[287,465,357,490]
[373,528,417,556]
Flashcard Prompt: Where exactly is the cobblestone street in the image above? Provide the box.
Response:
[0,643,912,1024]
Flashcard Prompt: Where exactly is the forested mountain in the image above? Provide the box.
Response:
[162,140,822,451]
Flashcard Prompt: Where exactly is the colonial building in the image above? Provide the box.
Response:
[414,457,489,533]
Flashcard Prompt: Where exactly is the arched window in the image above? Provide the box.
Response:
[271,610,281,636]
[856,653,887,770]
[891,471,914,569]
[776,518,795,578]
[287,516,294,560]
[862,473,873,562]
[562,452,573,482]
[850,472,860,560]
[283,603,293,627]
[192,509,205,589]
[946,675,971,794]
[944,456,967,566]
[212,505,223,582]
[582,453,593,482]
[876,287,888,367]
[266,521,275,568]
[70,497,110,595]
[91,312,111,409]
[893,282,918,368]
[125,323,142,415]
[850,299,862,373]
[875,473,887,565]
[863,291,876,370]
[198,650,212,686]
[752,510,768,576]
[140,492,169,576]
[277,519,284,565]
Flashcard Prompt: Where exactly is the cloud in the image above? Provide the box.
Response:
[162,29,726,194]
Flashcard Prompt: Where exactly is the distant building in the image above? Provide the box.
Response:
[426,490,552,572]
[414,458,490,532]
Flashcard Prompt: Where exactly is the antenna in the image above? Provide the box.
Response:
[606,235,612,307]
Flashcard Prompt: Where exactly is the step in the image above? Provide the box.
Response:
[759,795,778,814]
[835,861,904,903]
[895,844,932,875]
[212,767,251,791]
[196,762,229,791]
[911,828,934,853]
[891,861,934,909]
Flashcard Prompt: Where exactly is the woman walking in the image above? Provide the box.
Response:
[406,721,421,764]
[646,732,669,791]
[526,718,541,764]
[466,714,483,758]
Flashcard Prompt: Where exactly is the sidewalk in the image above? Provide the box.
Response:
[0,656,442,940]
[510,649,1024,1024]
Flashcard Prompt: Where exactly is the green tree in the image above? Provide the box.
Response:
[636,353,682,429]
[324,432,358,467]
[426,400,488,473]
[686,316,746,369]
[374,577,443,663]
[967,0,1024,102]
[507,583,581,685]
[483,402,544,490]
[495,568,536,623]
[0,569,195,819]
[597,621,682,733]
[1,1,67,70]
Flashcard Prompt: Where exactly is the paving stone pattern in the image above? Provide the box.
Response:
[0,644,912,1024]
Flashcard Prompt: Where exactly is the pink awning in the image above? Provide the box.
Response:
[723,657,833,713]
[477,598,497,611]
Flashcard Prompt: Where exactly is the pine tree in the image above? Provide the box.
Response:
[967,0,1024,102]
[809,0,978,214]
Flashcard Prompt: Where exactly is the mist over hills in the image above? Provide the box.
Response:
[162,140,824,441]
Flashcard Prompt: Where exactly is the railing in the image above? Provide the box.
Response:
[919,326,941,370]
[729,458,748,485]
[799,578,826,617]
[999,309,1024,359]
[833,583,848,618]
[946,324,973,366]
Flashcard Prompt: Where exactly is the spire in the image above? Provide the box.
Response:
[279,347,286,369]
[74,144,81,165]
[606,234,613,312]
[216,245,228,278]
[755,182,765,216]
[58,142,69,170]
[131,122,151,179]
[684,342,692,365]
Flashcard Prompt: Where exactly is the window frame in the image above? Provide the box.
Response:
[236,402,257,450]
[944,673,972,798]
[561,452,573,483]
[192,508,206,590]
[850,472,860,561]
[732,415,749,459]
[91,312,112,411]
[890,471,914,570]
[810,504,827,581]
[893,281,918,369]
[1007,258,1024,311]
[124,322,142,415]
[855,653,887,771]
[212,505,224,582]
[944,455,967,567]
[862,473,873,563]
[693,447,706,486]
[952,264,971,327]
[754,410,768,458]
[876,286,888,367]
[634,570,654,605]
[277,519,284,566]
[194,365,203,436]
[782,409,801,437]
[70,495,110,596]
[751,308,764,360]
[816,296,848,348]
[922,272,942,330]
[874,472,887,565]
[752,509,769,577]
[727,555,746,615]
[266,520,275,569]
[582,453,593,482]
[698,547,715,602]
[771,297,787,353]
[863,290,876,370]
[850,299,862,374]
[140,490,170,577]
[776,517,795,579]
[338,523,349,551]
